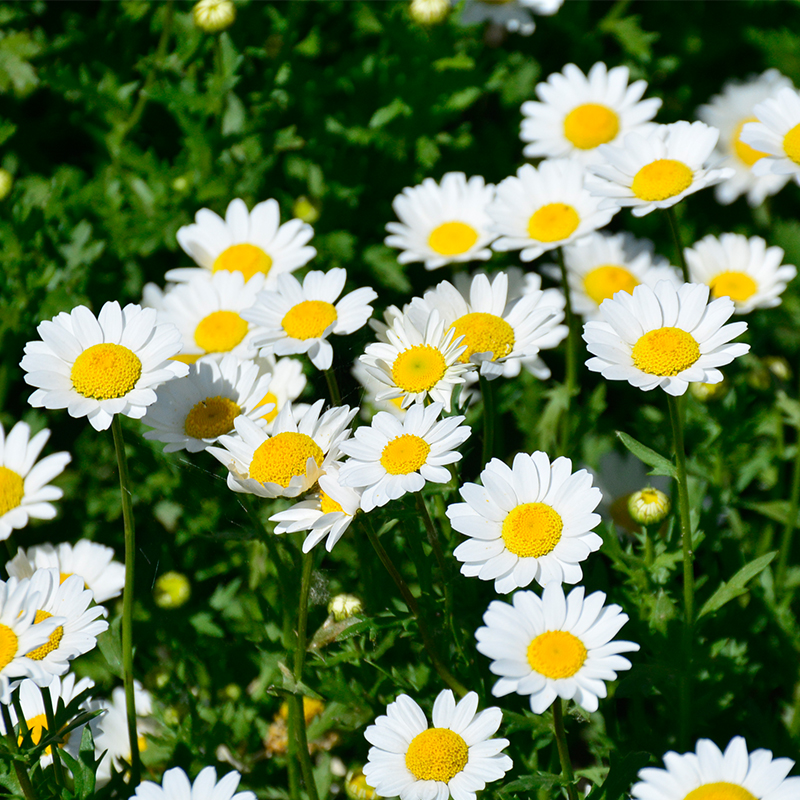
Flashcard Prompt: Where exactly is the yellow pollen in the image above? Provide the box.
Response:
[282,300,338,340]
[405,728,469,782]
[380,434,431,475]
[783,122,800,165]
[320,490,344,515]
[449,312,515,364]
[212,243,273,281]
[632,327,701,377]
[26,610,64,661]
[392,345,447,393]
[583,265,640,305]
[427,222,479,256]
[527,203,580,243]
[631,159,693,202]
[184,395,241,439]
[0,466,24,516]
[70,343,142,400]
[527,630,587,678]
[563,103,620,150]
[683,783,757,800]
[0,624,18,671]
[194,310,249,354]
[733,117,768,167]
[502,503,563,558]
[708,271,758,303]
[249,432,324,488]
[256,391,280,423]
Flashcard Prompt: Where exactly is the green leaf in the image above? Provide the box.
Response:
[363,244,411,293]
[98,615,124,679]
[599,14,659,62]
[433,53,475,72]
[498,771,569,796]
[368,98,412,129]
[616,431,677,479]
[59,727,100,800]
[586,751,652,800]
[222,91,246,136]
[741,500,800,527]
[698,552,777,619]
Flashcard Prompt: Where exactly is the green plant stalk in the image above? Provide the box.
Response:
[557,248,578,455]
[552,699,578,800]
[777,428,800,588]
[1,703,36,800]
[41,689,65,788]
[666,206,690,282]
[324,368,342,407]
[478,372,495,466]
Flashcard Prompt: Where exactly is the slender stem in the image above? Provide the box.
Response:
[552,699,578,800]
[1,703,36,800]
[111,415,141,786]
[777,421,800,588]
[324,368,342,407]
[666,206,690,282]
[642,525,654,568]
[41,690,65,787]
[478,373,495,466]
[557,248,578,456]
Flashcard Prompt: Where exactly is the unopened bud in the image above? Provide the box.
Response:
[193,0,235,32]
[690,379,727,402]
[154,571,191,609]
[0,169,12,200]
[409,0,449,25]
[628,488,671,526]
[292,196,319,224]
[345,768,379,800]
[328,593,363,622]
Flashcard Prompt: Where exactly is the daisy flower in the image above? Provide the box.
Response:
[520,62,661,163]
[169,197,316,285]
[338,402,471,512]
[457,0,563,37]
[364,689,512,800]
[384,173,496,270]
[0,421,70,541]
[20,302,187,432]
[134,766,255,800]
[448,451,602,593]
[475,582,639,713]
[697,70,794,205]
[352,358,408,419]
[244,268,378,371]
[587,121,735,216]
[685,234,796,314]
[488,159,618,261]
[252,354,308,428]
[631,736,800,800]
[582,281,750,396]
[742,86,800,185]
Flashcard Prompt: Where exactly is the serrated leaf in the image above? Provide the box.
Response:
[698,552,777,619]
[616,431,677,479]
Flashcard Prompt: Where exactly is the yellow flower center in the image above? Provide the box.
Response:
[632,327,701,376]
[0,624,19,671]
[427,222,479,256]
[527,203,580,243]
[59,572,73,584]
[184,395,241,439]
[20,713,48,748]
[583,265,640,305]
[0,466,24,516]
[212,243,273,281]
[70,343,142,400]
[527,630,588,678]
[405,728,469,782]
[683,783,757,800]
[171,354,202,365]
[391,345,448,393]
[320,489,344,515]
[733,117,768,167]
[194,310,249,354]
[449,312,515,364]
[278,696,325,723]
[631,159,693,202]
[563,103,620,150]
[256,391,280,423]
[708,271,758,303]
[282,300,338,340]
[380,434,431,475]
[249,432,324,487]
[783,122,800,165]
[26,610,64,661]
[502,502,563,558]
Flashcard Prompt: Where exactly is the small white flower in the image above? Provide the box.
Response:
[134,766,255,800]
[742,86,800,185]
[458,0,562,36]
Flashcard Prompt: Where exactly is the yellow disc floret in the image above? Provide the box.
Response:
[0,467,24,516]
[583,265,640,305]
[0,623,18,671]
[212,243,272,280]
[249,432,324,487]
[563,103,620,150]
[320,490,344,515]
[71,343,142,400]
[631,159,693,202]
[502,503,563,558]
[282,301,338,340]
[392,345,448,393]
[449,312,515,364]
[783,122,800,166]
[632,327,701,377]
[683,783,757,800]
[527,203,580,243]
[26,610,64,661]
[527,630,588,678]
[427,222,479,256]
[708,271,758,303]
[405,728,469,782]
[184,395,241,439]
[194,311,249,354]
[380,434,431,475]
[733,117,768,167]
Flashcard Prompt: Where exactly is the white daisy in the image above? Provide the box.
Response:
[168,197,316,285]
[352,358,408,419]
[520,62,661,163]
[338,402,471,512]
[583,281,750,396]
[475,582,639,713]
[742,86,800,185]
[20,302,187,432]
[384,173,497,270]
[448,451,602,593]
[488,159,618,261]
[134,766,255,800]
[364,689,512,800]
[685,234,796,314]
[587,121,736,216]
[0,421,70,541]
[631,736,800,800]
[697,70,794,205]
[458,0,563,37]
[244,268,378,371]
[252,354,308,429]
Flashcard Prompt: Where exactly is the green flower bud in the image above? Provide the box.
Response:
[153,571,191,609]
[628,488,671,526]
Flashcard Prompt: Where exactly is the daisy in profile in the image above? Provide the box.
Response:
[364,689,512,800]
[697,70,794,205]
[631,736,800,800]
[488,159,618,261]
[685,234,796,314]
[169,197,316,285]
[21,302,187,432]
[384,173,496,270]
[583,281,750,396]
[475,583,639,713]
[458,0,562,37]
[742,86,800,185]
[338,402,470,512]
[252,354,308,428]
[448,451,602,593]
[244,268,378,371]
[587,121,735,216]
[520,62,661,163]
[0,421,70,541]
[134,766,255,800]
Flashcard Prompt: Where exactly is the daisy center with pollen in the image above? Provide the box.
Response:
[527,203,580,243]
[450,312,515,363]
[194,311,249,353]
[405,728,469,782]
[71,343,142,400]
[502,503,563,558]
[392,345,447,393]
[583,265,640,305]
[784,122,800,165]
[733,117,769,166]
[380,434,431,475]
[26,610,64,661]
[708,271,758,303]
[0,466,24,516]
[320,489,344,515]
[249,432,324,488]
[563,103,620,150]
[427,221,479,256]
[631,159,693,202]
[256,391,279,423]
[184,395,242,439]
[632,327,701,377]
[282,300,338,340]
[683,783,757,800]
[213,243,274,281]
[527,630,588,678]
[0,623,18,671]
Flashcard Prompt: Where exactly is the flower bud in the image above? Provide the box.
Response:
[327,593,363,622]
[628,488,671,526]
[0,169,12,200]
[292,196,319,224]
[345,768,379,800]
[153,571,191,609]
[409,0,449,25]
[193,0,235,33]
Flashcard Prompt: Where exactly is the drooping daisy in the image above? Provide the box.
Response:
[457,0,563,37]
[631,736,800,800]
[583,281,750,396]
[364,689,513,800]
[168,197,316,285]
[587,121,735,216]
[338,402,470,512]
[0,421,70,541]
[384,173,497,270]
[448,451,602,593]
[134,766,255,800]
[742,86,800,185]
[244,268,378,371]
[488,159,618,261]
[685,234,796,314]
[252,354,308,429]
[520,62,661,163]
[475,582,639,713]
[21,302,187,432]
[697,70,794,205]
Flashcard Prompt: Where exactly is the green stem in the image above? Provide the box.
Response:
[111,415,141,787]
[478,372,495,465]
[557,248,578,456]
[642,525,654,568]
[41,690,65,787]
[242,495,291,606]
[666,206,690,282]
[552,699,578,800]
[777,423,800,589]
[1,703,36,800]
[324,368,342,407]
